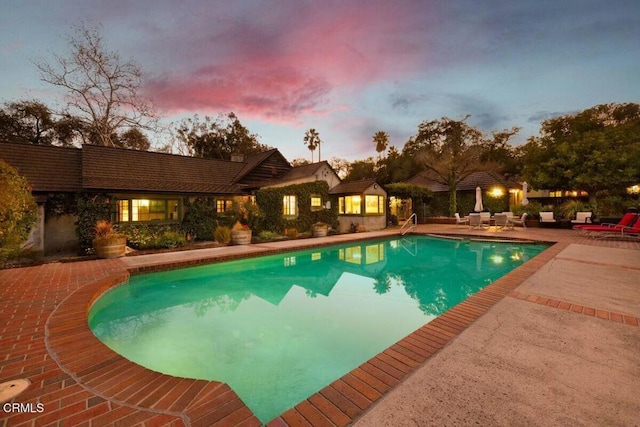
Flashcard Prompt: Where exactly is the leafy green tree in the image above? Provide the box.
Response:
[405,116,512,216]
[0,160,38,263]
[344,158,376,181]
[36,22,158,147]
[174,113,270,160]
[522,103,640,205]
[118,128,151,151]
[303,128,322,162]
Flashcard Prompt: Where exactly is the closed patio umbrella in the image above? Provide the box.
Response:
[474,186,483,212]
[522,181,529,206]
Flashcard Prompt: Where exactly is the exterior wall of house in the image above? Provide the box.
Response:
[23,204,45,254]
[44,214,79,254]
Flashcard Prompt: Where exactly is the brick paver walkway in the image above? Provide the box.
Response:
[1,226,638,426]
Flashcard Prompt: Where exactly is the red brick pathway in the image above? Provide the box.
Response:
[1,228,638,426]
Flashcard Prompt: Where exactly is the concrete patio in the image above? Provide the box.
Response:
[0,225,638,426]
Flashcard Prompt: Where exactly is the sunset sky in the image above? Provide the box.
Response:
[1,0,639,161]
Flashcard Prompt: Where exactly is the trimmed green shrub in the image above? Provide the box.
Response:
[75,193,112,252]
[181,197,217,241]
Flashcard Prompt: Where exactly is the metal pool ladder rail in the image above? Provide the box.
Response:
[400,213,417,235]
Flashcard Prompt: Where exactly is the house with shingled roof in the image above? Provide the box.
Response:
[0,142,388,253]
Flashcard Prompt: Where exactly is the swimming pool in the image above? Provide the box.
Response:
[88,235,547,422]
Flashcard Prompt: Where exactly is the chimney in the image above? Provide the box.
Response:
[231,153,245,162]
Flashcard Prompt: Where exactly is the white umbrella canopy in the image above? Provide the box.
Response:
[522,181,530,206]
[474,186,483,212]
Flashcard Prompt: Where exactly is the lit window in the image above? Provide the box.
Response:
[216,199,230,213]
[283,195,297,217]
[365,195,385,214]
[339,196,361,214]
[117,200,129,222]
[117,199,180,222]
[310,196,322,211]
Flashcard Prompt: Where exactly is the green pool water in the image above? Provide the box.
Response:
[88,236,547,422]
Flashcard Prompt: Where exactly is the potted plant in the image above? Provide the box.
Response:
[312,222,329,237]
[93,220,127,258]
[230,221,252,245]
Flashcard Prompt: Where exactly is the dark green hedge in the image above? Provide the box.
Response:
[255,181,338,233]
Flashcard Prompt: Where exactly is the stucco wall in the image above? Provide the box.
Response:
[337,215,387,233]
[44,214,79,254]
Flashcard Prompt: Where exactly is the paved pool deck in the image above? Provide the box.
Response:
[1,225,638,426]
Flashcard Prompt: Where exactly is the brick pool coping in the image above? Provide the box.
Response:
[10,231,640,426]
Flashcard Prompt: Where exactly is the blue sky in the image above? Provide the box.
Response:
[1,0,639,161]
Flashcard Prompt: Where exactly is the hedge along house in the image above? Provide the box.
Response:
[406,170,521,218]
[329,179,388,233]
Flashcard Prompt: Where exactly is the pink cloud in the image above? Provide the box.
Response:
[143,1,434,121]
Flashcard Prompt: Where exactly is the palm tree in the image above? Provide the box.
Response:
[304,128,322,162]
[373,130,389,160]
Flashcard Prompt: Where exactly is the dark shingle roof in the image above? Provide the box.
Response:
[408,170,518,192]
[0,142,82,192]
[329,178,379,194]
[81,145,245,194]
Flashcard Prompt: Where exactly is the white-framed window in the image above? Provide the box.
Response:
[283,195,297,217]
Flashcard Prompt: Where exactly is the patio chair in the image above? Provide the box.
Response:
[494,213,508,230]
[480,212,491,228]
[539,212,556,226]
[455,213,469,226]
[571,211,592,225]
[469,214,483,229]
[507,212,528,228]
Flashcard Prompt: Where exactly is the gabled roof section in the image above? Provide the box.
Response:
[280,161,327,181]
[408,170,519,192]
[82,145,245,194]
[0,142,82,192]
[329,178,380,194]
[233,148,292,188]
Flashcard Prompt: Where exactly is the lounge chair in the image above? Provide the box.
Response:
[589,217,640,239]
[507,212,528,228]
[577,213,638,235]
[539,212,556,226]
[455,213,469,226]
[571,211,592,225]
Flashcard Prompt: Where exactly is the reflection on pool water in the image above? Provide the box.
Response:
[88,236,547,422]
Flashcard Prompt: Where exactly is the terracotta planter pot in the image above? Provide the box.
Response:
[230,229,252,245]
[312,224,328,237]
[93,237,127,259]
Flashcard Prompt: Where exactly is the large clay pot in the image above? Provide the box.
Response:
[312,224,328,237]
[93,237,127,258]
[230,229,252,245]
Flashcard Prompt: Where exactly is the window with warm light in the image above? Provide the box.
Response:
[283,195,297,217]
[216,199,232,213]
[117,198,180,222]
[338,195,361,214]
[365,195,385,214]
[490,188,504,197]
[310,195,322,211]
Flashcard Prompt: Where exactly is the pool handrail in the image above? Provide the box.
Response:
[401,213,417,235]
